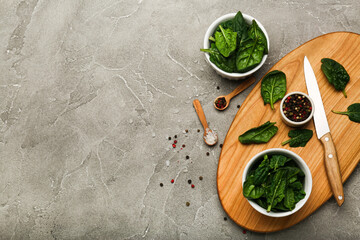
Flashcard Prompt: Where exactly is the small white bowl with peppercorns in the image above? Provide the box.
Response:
[280,92,314,128]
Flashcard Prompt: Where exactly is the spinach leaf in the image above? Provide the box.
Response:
[235,20,267,72]
[269,155,288,170]
[289,181,303,190]
[332,103,360,123]
[321,58,350,98]
[200,43,235,72]
[294,189,306,203]
[256,198,267,209]
[214,25,237,57]
[261,70,287,110]
[284,188,296,210]
[281,129,313,147]
[266,169,287,212]
[273,201,289,212]
[215,19,233,31]
[239,121,278,144]
[253,155,270,185]
[243,182,265,199]
[232,11,249,45]
[248,20,268,54]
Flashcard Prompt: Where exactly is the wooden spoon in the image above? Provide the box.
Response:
[214,76,256,110]
[193,99,218,146]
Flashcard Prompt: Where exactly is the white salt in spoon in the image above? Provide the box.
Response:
[193,99,218,146]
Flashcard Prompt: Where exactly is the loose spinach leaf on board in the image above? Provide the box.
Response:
[281,129,313,147]
[214,25,237,57]
[321,58,350,98]
[266,169,287,212]
[238,121,278,144]
[200,43,236,72]
[261,70,287,110]
[269,154,288,170]
[332,103,360,123]
[235,20,267,73]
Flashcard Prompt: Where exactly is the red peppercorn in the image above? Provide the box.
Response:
[242,229,247,234]
[182,144,185,147]
[174,140,177,144]
[171,179,174,183]
[191,184,195,188]
[172,144,176,148]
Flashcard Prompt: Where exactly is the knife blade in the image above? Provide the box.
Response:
[304,56,344,206]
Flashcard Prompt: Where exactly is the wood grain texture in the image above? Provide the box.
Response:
[217,32,360,232]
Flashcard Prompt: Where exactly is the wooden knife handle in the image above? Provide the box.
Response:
[320,132,344,206]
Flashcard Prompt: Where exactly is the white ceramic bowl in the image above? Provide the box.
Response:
[242,148,312,218]
[280,92,315,128]
[203,13,269,80]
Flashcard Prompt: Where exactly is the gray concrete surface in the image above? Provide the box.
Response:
[1,0,359,239]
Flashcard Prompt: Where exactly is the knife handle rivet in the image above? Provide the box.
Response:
[338,195,343,200]
[325,137,329,142]
[328,154,333,158]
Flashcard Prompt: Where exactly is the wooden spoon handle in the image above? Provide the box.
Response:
[193,99,209,130]
[320,132,344,206]
[227,76,256,100]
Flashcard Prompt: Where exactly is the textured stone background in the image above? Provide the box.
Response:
[1,0,359,239]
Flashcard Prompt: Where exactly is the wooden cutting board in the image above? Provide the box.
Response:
[217,32,360,232]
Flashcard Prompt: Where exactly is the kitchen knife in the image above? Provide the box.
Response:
[304,56,344,206]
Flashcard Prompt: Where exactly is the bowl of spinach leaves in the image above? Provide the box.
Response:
[242,148,312,217]
[201,11,269,80]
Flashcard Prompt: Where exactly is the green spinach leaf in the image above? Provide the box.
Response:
[281,129,313,147]
[321,58,350,98]
[253,155,270,185]
[214,25,237,57]
[266,169,287,212]
[284,188,296,210]
[238,121,278,144]
[269,155,288,170]
[200,43,235,72]
[235,20,267,73]
[232,11,249,45]
[332,103,360,123]
[294,189,306,203]
[261,70,287,110]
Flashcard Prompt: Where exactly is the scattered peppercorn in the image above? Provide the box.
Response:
[174,135,177,138]
[215,97,227,109]
[219,144,223,148]
[283,94,312,122]
[185,129,188,133]
[224,217,227,221]
[191,184,195,188]
[172,144,176,148]
[160,183,163,187]
[182,144,185,148]
[206,152,210,156]
[188,180,192,184]
[197,129,200,133]
[216,86,220,90]
[237,105,240,108]
[174,140,177,144]
[168,137,171,140]
[186,156,189,159]
[186,202,190,207]
[242,230,247,234]
[171,179,174,183]
[199,176,203,180]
